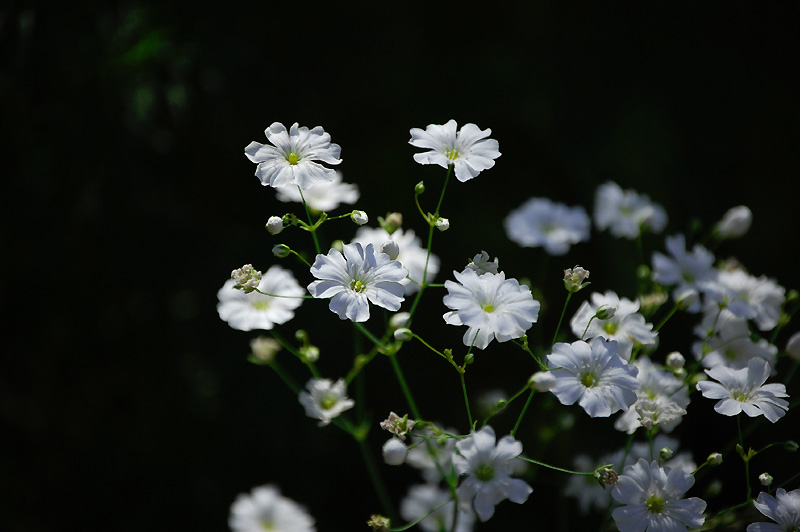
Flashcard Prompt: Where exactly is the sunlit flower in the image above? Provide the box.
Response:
[298,378,355,426]
[443,269,540,350]
[308,243,407,322]
[217,265,305,331]
[229,484,316,532]
[594,181,667,239]
[453,426,532,522]
[245,122,341,189]
[275,170,358,211]
[504,197,591,255]
[409,119,500,182]
[747,488,800,532]
[352,227,438,295]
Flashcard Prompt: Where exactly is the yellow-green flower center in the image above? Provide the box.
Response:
[320,396,337,410]
[483,303,495,313]
[445,148,459,161]
[603,321,617,334]
[581,373,596,387]
[646,494,665,513]
[260,520,275,531]
[476,464,494,482]
[350,280,366,293]
[253,300,271,310]
[287,152,300,165]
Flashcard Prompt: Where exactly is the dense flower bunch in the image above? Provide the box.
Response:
[219,121,799,531]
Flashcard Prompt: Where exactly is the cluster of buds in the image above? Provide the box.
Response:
[563,266,590,293]
[231,264,262,293]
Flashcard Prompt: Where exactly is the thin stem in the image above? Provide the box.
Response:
[459,372,473,429]
[518,456,597,476]
[511,389,535,437]
[653,303,679,333]
[298,186,321,255]
[354,322,388,351]
[738,415,752,501]
[551,292,573,349]
[389,353,421,420]
[356,437,396,522]
[267,360,300,395]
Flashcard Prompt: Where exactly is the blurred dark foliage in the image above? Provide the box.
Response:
[2,1,799,530]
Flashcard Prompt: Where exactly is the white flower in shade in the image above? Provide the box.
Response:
[612,459,706,532]
[652,234,716,313]
[229,484,316,532]
[614,356,689,434]
[594,181,667,239]
[352,227,438,295]
[747,488,800,532]
[409,119,501,182]
[400,484,475,532]
[466,250,499,275]
[307,243,407,322]
[245,122,341,190]
[691,311,778,372]
[275,171,358,212]
[570,291,658,361]
[382,438,408,465]
[443,269,541,350]
[406,426,459,484]
[453,426,532,522]
[504,197,591,255]
[786,331,800,361]
[217,265,305,331]
[699,269,785,331]
[696,357,789,423]
[716,205,753,239]
[298,378,355,426]
[547,338,640,417]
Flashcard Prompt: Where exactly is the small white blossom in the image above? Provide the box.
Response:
[699,269,785,331]
[652,234,716,312]
[466,250,499,275]
[529,371,557,392]
[692,311,778,372]
[504,197,591,255]
[435,217,450,231]
[716,205,752,238]
[400,484,475,532]
[266,216,284,235]
[380,240,399,260]
[249,336,281,364]
[443,269,541,350]
[612,459,706,532]
[758,473,773,486]
[594,181,667,239]
[615,356,689,434]
[244,122,341,190]
[747,488,800,532]
[666,352,685,369]
[218,265,305,331]
[453,426,532,522]
[382,438,408,465]
[564,266,590,293]
[547,338,640,418]
[409,119,501,182]
[231,264,263,293]
[275,170,358,211]
[351,210,369,225]
[307,243,407,322]
[229,484,316,532]
[696,357,789,423]
[786,331,800,361]
[298,378,355,426]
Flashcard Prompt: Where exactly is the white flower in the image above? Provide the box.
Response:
[612,459,706,532]
[229,484,316,532]
[217,265,305,331]
[298,378,355,426]
[382,438,408,465]
[700,269,785,331]
[614,356,689,434]
[547,338,640,417]
[466,251,499,275]
[409,119,501,182]
[245,122,341,190]
[453,426,532,522]
[691,311,778,372]
[652,234,716,312]
[570,291,658,361]
[275,170,358,211]
[400,484,475,532]
[443,269,541,350]
[231,264,263,293]
[747,488,800,532]
[352,227,438,295]
[594,181,667,239]
[696,357,789,423]
[307,243,407,322]
[379,412,415,440]
[405,426,459,484]
[529,371,557,392]
[380,240,399,260]
[786,331,800,361]
[504,197,591,255]
[249,336,281,364]
[716,205,752,238]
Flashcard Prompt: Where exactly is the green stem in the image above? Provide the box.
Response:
[552,292,573,349]
[298,186,321,255]
[267,360,300,395]
[354,322,388,351]
[460,372,473,429]
[356,436,396,522]
[518,456,597,476]
[738,415,752,501]
[511,389,535,437]
[653,303,679,333]
[389,353,421,419]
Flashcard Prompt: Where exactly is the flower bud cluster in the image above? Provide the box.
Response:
[231,264,262,293]
[563,265,590,293]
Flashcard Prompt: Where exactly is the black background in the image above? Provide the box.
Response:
[3,1,799,530]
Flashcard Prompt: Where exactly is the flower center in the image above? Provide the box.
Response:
[581,373,596,388]
[253,300,271,310]
[260,520,275,531]
[445,148,460,161]
[645,494,665,514]
[286,151,300,165]
[475,464,494,482]
[350,280,366,293]
[483,303,495,313]
[320,395,337,410]
[603,321,617,334]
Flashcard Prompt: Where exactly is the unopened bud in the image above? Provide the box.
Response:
[393,328,412,342]
[331,239,344,253]
[596,305,617,320]
[786,332,800,361]
[659,447,674,460]
[266,216,284,235]
[708,452,723,466]
[464,353,474,365]
[380,212,403,235]
[596,468,618,488]
[675,288,699,310]
[563,266,590,293]
[435,217,450,231]
[389,312,410,330]
[784,440,799,452]
[382,438,408,465]
[758,472,773,486]
[299,345,319,363]
[529,371,557,392]
[414,181,425,194]
[351,210,369,225]
[716,205,752,238]
[367,514,391,532]
[272,244,291,258]
[248,336,281,364]
[666,352,685,369]
[380,240,400,260]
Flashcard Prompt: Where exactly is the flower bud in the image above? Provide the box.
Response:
[786,332,800,361]
[231,264,262,293]
[435,217,450,231]
[351,210,369,225]
[393,328,412,342]
[659,447,674,460]
[596,305,617,320]
[464,353,474,365]
[707,452,723,466]
[331,239,344,253]
[380,240,400,260]
[716,205,752,238]
[272,244,291,258]
[675,288,699,310]
[758,472,773,486]
[266,216,284,235]
[382,438,408,465]
[367,514,391,532]
[299,345,319,363]
[389,312,410,330]
[248,336,281,364]
[414,181,425,194]
[379,212,403,234]
[666,352,685,369]
[785,440,799,452]
[529,371,557,392]
[563,266,590,293]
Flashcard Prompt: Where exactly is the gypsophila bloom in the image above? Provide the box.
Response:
[548,338,640,417]
[245,122,341,190]
[249,336,281,364]
[747,488,800,532]
[229,484,316,532]
[696,357,789,423]
[716,205,753,239]
[786,332,800,361]
[453,425,532,522]
[466,250,499,275]
[275,170,358,211]
[443,268,541,350]
[409,119,501,182]
[400,484,475,532]
[307,243,407,322]
[612,459,706,532]
[231,264,262,293]
[594,181,667,239]
[759,473,774,487]
[699,268,785,331]
[504,197,591,255]
[379,412,415,440]
[218,265,304,331]
[564,266,590,293]
[380,240,399,260]
[352,227,438,295]
[652,234,716,313]
[691,310,778,372]
[615,356,689,434]
[298,378,355,426]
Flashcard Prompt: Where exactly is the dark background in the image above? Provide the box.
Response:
[3,1,799,530]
